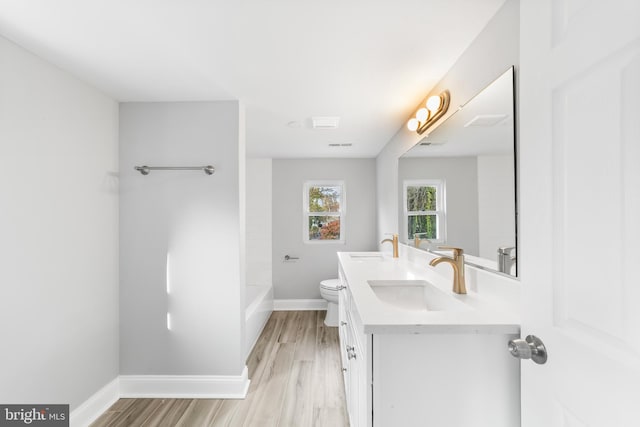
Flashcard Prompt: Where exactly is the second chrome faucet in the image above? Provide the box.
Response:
[429,246,466,294]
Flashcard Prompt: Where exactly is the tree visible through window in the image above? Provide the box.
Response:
[404,180,445,242]
[304,182,344,242]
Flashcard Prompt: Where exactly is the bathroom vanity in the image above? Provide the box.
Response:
[337,250,520,427]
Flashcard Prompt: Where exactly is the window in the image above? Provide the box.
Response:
[303,182,345,243]
[403,179,445,243]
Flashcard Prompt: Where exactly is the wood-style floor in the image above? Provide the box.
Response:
[90,311,349,427]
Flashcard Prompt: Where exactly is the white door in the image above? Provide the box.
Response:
[519,1,640,425]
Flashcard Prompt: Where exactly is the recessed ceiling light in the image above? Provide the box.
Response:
[312,116,340,129]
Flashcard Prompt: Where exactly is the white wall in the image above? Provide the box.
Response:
[246,159,272,288]
[376,0,520,246]
[0,36,119,409]
[272,159,377,299]
[119,101,246,376]
[398,157,479,254]
[477,154,516,258]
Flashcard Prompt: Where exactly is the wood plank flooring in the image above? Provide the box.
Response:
[90,311,349,427]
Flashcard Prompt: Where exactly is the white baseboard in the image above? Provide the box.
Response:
[70,377,119,427]
[274,299,327,311]
[71,369,249,425]
[119,366,250,399]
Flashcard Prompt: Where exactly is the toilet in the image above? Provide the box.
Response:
[320,279,340,327]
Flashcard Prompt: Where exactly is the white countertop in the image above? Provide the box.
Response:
[338,251,521,335]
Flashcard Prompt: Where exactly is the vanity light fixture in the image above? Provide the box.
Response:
[406,90,450,135]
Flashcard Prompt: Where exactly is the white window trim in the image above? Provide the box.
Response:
[303,181,346,244]
[402,179,446,244]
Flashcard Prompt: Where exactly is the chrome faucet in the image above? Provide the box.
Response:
[429,246,466,294]
[497,246,516,274]
[381,233,399,258]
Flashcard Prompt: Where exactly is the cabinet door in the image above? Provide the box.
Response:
[338,288,348,370]
[372,333,518,427]
[346,316,361,427]
[337,271,371,427]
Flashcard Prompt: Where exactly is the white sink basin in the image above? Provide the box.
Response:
[367,280,469,312]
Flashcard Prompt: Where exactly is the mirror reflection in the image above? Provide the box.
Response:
[398,67,517,276]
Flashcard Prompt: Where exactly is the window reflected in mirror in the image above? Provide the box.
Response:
[403,179,445,244]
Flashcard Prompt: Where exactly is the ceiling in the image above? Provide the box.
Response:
[0,0,506,158]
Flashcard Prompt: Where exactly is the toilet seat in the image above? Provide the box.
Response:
[320,279,341,291]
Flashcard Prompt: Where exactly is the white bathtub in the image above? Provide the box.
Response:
[245,284,274,358]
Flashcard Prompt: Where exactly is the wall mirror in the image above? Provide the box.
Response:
[398,66,517,276]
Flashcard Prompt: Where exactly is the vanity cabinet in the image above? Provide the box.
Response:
[337,260,520,427]
[338,268,371,427]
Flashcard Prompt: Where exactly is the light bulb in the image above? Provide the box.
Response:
[416,108,429,122]
[407,118,419,132]
[426,95,442,112]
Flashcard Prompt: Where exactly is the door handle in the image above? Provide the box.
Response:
[508,335,548,364]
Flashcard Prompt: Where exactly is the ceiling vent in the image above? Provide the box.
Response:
[312,116,340,129]
[464,114,508,127]
[418,136,446,146]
